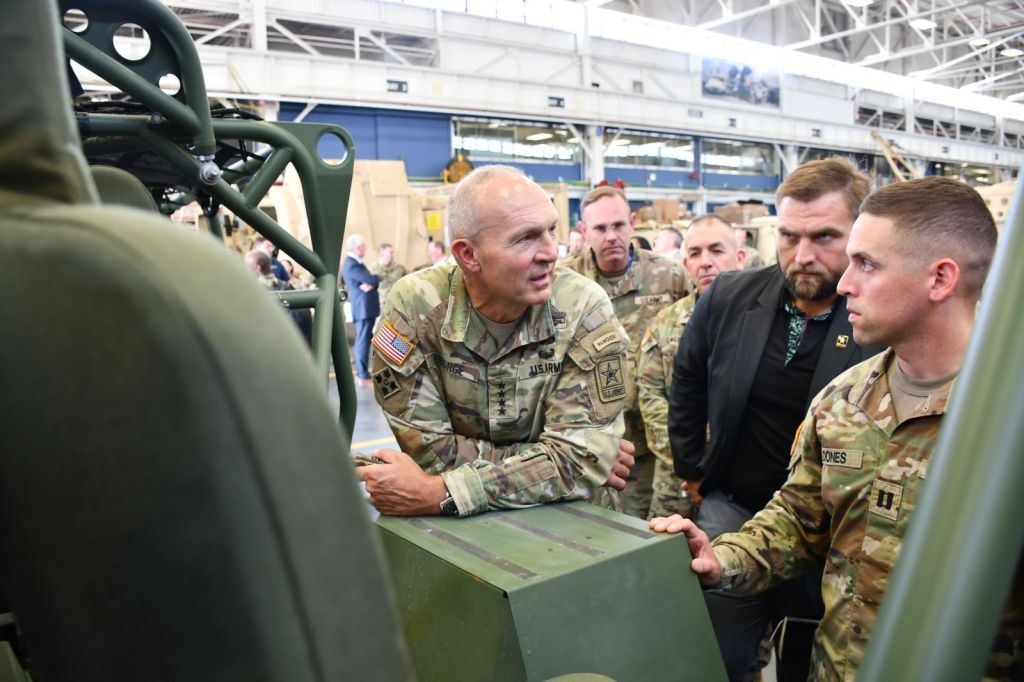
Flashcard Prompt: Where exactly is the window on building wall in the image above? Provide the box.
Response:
[602,130,694,170]
[702,139,776,176]
[932,162,994,186]
[452,119,581,164]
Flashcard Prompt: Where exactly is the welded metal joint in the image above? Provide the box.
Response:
[197,154,222,185]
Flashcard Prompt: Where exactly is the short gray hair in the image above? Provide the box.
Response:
[446,165,529,243]
[346,234,366,251]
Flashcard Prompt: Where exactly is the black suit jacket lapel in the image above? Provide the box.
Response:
[725,271,781,435]
[809,296,858,401]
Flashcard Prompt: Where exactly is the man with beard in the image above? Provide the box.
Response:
[667,158,882,681]
[358,165,634,518]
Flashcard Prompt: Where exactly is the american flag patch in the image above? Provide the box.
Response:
[372,322,415,366]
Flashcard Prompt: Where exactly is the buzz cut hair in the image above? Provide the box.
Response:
[446,164,530,243]
[659,226,683,249]
[776,157,871,222]
[860,176,997,298]
[378,242,393,252]
[580,185,629,217]
[686,214,740,249]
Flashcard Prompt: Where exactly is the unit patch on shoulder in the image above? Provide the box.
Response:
[595,356,626,403]
[592,331,621,352]
[373,366,401,399]
[373,321,415,366]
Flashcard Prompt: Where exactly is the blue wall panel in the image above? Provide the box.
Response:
[604,166,698,189]
[278,103,451,178]
[472,161,582,183]
[376,111,452,178]
[703,173,779,191]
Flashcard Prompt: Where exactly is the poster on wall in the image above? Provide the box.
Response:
[701,57,780,108]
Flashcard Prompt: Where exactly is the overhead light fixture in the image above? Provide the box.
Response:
[969,37,991,48]
[525,133,553,141]
[1002,47,1024,57]
[842,0,875,7]
[609,138,632,145]
[909,17,937,31]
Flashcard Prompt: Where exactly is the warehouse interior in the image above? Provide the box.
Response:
[2,1,1023,681]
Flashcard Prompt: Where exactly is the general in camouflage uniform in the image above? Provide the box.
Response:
[637,293,697,520]
[370,242,408,305]
[370,263,630,516]
[712,350,1022,681]
[564,185,689,518]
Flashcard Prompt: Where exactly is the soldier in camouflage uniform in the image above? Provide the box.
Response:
[562,186,690,519]
[244,250,313,343]
[371,242,408,305]
[358,165,635,518]
[652,178,1021,681]
[637,215,745,520]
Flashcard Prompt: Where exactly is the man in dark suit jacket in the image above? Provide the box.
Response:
[667,159,883,682]
[342,234,380,385]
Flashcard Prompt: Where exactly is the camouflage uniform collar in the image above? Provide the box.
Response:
[845,348,957,434]
[441,266,555,358]
[582,245,641,296]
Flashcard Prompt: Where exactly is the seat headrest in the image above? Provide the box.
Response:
[90,165,159,212]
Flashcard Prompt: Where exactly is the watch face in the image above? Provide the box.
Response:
[441,497,459,516]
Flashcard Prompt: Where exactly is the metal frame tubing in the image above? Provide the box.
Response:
[859,175,1024,679]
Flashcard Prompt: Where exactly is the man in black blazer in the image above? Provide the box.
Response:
[667,158,883,681]
[342,234,381,385]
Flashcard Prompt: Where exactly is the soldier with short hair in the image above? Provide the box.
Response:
[652,177,1022,681]
[371,242,408,305]
[562,185,690,519]
[637,215,744,521]
[358,165,634,517]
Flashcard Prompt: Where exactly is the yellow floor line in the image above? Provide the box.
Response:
[351,436,398,449]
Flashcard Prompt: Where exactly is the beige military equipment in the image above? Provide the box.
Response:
[562,246,690,518]
[371,263,630,517]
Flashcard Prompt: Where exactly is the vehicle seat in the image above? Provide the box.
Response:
[89,164,159,212]
[0,2,410,681]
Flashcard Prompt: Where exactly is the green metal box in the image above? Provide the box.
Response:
[376,502,727,682]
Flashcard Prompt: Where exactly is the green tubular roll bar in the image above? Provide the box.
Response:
[59,0,357,436]
[859,174,1024,680]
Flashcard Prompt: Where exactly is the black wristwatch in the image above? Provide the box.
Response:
[439,491,459,517]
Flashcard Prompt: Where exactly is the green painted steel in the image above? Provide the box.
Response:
[61,0,216,155]
[858,179,1024,680]
[378,502,728,682]
[61,2,358,431]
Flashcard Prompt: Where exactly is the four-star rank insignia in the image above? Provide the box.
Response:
[372,366,401,399]
[596,356,626,403]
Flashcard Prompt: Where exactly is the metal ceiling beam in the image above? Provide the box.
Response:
[696,0,802,31]
[787,0,983,50]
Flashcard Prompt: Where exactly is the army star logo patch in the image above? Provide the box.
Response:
[835,334,850,349]
[596,356,626,403]
[373,366,401,399]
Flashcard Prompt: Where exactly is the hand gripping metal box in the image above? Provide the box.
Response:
[376,501,727,682]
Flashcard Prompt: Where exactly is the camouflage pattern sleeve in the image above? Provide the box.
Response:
[712,410,831,595]
[372,273,628,517]
[637,319,672,467]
